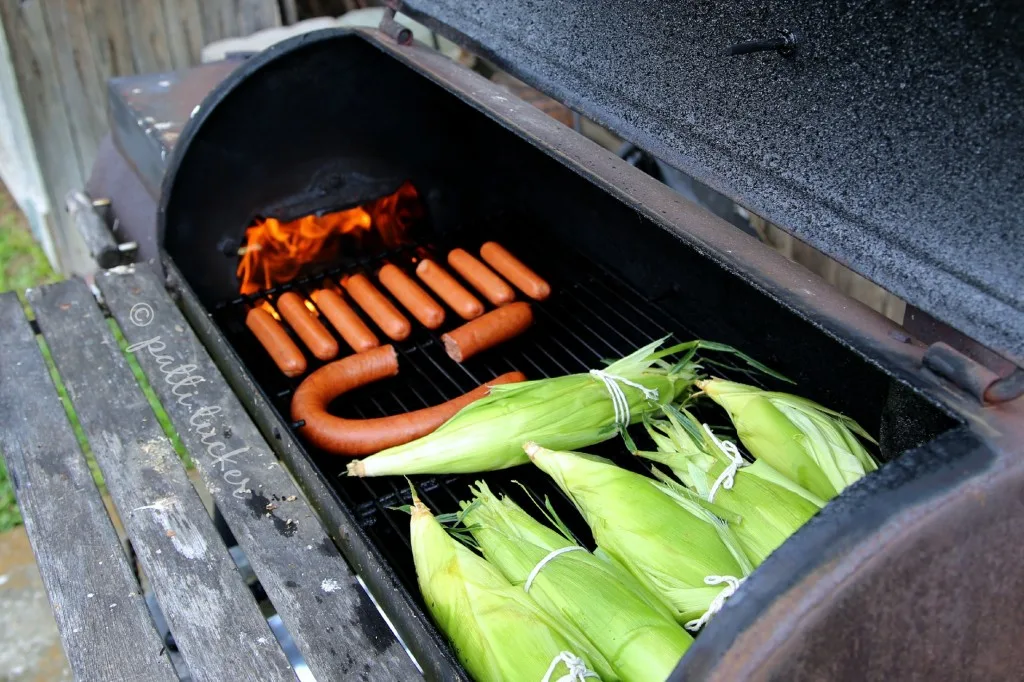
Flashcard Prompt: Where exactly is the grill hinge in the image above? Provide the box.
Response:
[922,342,1024,405]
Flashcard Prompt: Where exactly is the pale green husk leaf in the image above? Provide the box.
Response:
[411,495,606,682]
[462,482,692,682]
[527,445,751,625]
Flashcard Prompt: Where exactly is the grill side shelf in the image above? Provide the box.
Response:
[96,264,421,682]
[0,291,178,682]
[27,279,294,682]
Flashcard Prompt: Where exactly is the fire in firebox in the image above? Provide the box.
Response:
[236,181,422,295]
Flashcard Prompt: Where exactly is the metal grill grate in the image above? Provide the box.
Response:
[212,230,768,595]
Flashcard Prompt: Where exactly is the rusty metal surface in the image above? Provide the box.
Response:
[108,60,242,198]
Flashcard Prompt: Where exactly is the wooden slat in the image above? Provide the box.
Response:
[231,0,283,37]
[29,280,295,682]
[81,0,136,77]
[198,0,228,45]
[98,265,420,681]
[0,292,177,682]
[0,2,91,273]
[161,0,206,70]
[38,1,106,172]
[121,0,173,75]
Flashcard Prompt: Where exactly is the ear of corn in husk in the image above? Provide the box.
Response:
[348,338,683,477]
[462,482,692,682]
[349,339,783,478]
[698,379,878,501]
[410,493,607,682]
[638,409,823,566]
[526,443,752,630]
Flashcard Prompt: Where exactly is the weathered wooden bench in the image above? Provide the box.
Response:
[0,267,420,681]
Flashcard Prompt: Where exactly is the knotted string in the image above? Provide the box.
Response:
[540,651,599,682]
[589,369,660,429]
[684,575,745,632]
[524,546,587,593]
[703,423,748,502]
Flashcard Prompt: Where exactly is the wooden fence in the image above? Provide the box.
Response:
[0,0,286,273]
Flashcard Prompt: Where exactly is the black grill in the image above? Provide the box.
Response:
[213,225,769,596]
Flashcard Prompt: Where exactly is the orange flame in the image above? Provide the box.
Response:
[237,182,421,295]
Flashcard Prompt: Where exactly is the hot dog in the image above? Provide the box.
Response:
[479,241,551,301]
[310,288,379,353]
[343,273,412,341]
[246,307,307,377]
[442,301,534,363]
[276,291,339,361]
[378,263,446,330]
[415,259,485,320]
[447,248,515,306]
[291,345,526,455]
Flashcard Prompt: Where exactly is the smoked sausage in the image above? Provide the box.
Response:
[246,307,307,377]
[479,241,551,300]
[378,263,446,329]
[447,248,515,306]
[343,273,412,341]
[415,259,485,320]
[276,291,339,361]
[291,345,526,456]
[310,288,379,353]
[442,301,533,362]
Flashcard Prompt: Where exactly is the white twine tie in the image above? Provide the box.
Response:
[590,369,660,429]
[524,546,587,593]
[704,423,748,503]
[684,575,745,632]
[541,651,599,682]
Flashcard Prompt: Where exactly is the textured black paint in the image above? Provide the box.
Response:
[402,0,1024,362]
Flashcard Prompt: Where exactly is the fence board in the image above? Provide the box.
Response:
[0,1,91,274]
[162,0,206,70]
[0,0,284,274]
[40,1,106,172]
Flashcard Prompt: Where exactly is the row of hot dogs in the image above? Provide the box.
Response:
[245,241,549,379]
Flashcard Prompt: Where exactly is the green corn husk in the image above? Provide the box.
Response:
[410,494,608,682]
[638,410,824,566]
[526,443,753,627]
[348,339,685,477]
[462,482,692,682]
[349,339,783,478]
[698,379,879,501]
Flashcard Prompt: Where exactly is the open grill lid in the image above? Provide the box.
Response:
[399,0,1024,364]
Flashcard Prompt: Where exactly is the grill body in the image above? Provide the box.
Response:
[121,28,1024,681]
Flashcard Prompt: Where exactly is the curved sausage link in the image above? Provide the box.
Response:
[291,345,526,456]
[479,241,551,301]
[276,291,339,361]
[246,307,307,377]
